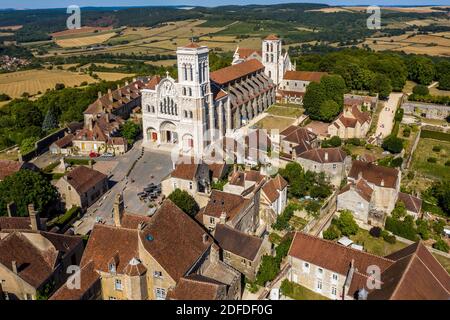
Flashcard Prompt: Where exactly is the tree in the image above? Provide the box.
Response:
[120,120,141,144]
[407,56,435,85]
[391,201,407,219]
[412,84,429,96]
[255,255,279,286]
[42,106,58,132]
[0,170,59,217]
[322,135,341,148]
[168,189,199,217]
[385,215,418,241]
[382,135,403,154]
[336,210,358,236]
[55,83,66,90]
[432,239,449,253]
[303,82,326,120]
[318,99,340,122]
[429,181,450,215]
[323,224,341,240]
[321,74,347,107]
[0,93,11,101]
[369,74,392,99]
[20,136,38,154]
[437,73,450,91]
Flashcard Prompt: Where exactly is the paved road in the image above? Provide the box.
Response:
[75,141,172,235]
[375,92,403,139]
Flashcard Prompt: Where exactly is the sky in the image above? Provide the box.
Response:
[0,0,448,10]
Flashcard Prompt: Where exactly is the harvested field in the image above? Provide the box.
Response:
[0,25,22,31]
[55,32,117,48]
[0,69,95,98]
[94,72,135,81]
[51,26,113,38]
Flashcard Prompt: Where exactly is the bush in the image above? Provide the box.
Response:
[323,224,341,240]
[168,189,199,217]
[272,203,301,231]
[420,130,450,142]
[412,84,429,96]
[52,206,81,227]
[432,239,449,253]
[432,145,442,152]
[382,135,403,154]
[322,136,341,148]
[390,157,403,167]
[255,255,280,286]
[336,210,359,236]
[402,126,411,138]
[0,93,11,101]
[369,226,382,238]
[385,215,418,241]
[55,83,66,90]
[445,160,450,167]
[427,157,437,163]
[383,232,397,244]
[346,138,363,146]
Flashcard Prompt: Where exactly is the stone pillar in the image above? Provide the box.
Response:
[28,204,40,231]
[6,202,16,217]
[218,101,224,138]
[226,100,232,131]
[209,102,215,142]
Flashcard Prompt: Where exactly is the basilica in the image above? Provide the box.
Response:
[141,35,315,158]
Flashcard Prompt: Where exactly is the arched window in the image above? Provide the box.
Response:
[189,65,193,81]
[188,88,192,96]
[189,111,193,118]
[184,110,188,118]
[147,105,151,112]
[271,54,274,62]
[199,62,203,83]
[182,87,186,95]
[151,106,155,113]
[265,54,269,62]
[266,43,269,51]
[182,64,187,81]
[270,43,273,52]
[268,70,272,78]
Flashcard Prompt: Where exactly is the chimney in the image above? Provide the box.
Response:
[202,233,209,244]
[88,118,93,131]
[125,81,129,86]
[357,171,363,181]
[380,179,384,187]
[108,89,113,102]
[324,151,328,162]
[104,112,109,123]
[28,204,40,231]
[113,193,124,227]
[88,159,93,169]
[220,212,227,224]
[6,202,16,217]
[98,91,102,99]
[11,261,17,274]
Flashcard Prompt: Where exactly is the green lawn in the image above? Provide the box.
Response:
[411,138,450,181]
[266,105,304,118]
[289,216,308,231]
[350,229,408,257]
[253,115,295,131]
[281,280,329,300]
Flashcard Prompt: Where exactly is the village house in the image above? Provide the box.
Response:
[287,232,450,300]
[278,71,327,104]
[259,174,288,227]
[397,192,423,220]
[296,147,351,187]
[49,134,75,155]
[55,166,109,211]
[328,105,371,139]
[0,205,84,300]
[344,94,378,112]
[214,224,271,281]
[277,126,319,162]
[197,189,260,234]
[0,203,47,232]
[51,196,240,300]
[337,161,401,227]
[223,169,265,196]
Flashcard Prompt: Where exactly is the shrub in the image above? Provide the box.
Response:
[420,130,450,142]
[416,219,430,240]
[369,226,382,238]
[336,210,359,236]
[55,83,65,90]
[52,206,81,227]
[402,127,411,137]
[383,233,397,244]
[346,138,363,146]
[168,189,199,217]
[412,84,429,96]
[323,224,341,240]
[390,157,403,167]
[432,145,442,152]
[445,160,450,167]
[272,203,301,231]
[0,93,11,101]
[427,157,437,163]
[255,255,280,286]
[385,215,418,241]
[432,239,449,253]
[322,136,341,148]
[382,135,403,154]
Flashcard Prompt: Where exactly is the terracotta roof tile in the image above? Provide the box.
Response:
[0,160,22,180]
[237,48,262,59]
[265,34,280,40]
[262,175,287,203]
[210,59,265,85]
[167,274,226,300]
[397,192,422,214]
[283,71,327,82]
[348,161,399,189]
[65,166,108,195]
[52,134,74,149]
[298,147,347,163]
[202,190,250,221]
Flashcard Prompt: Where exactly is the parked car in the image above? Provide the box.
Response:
[101,152,114,158]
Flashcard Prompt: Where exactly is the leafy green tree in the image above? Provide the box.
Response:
[42,106,58,132]
[168,189,199,217]
[318,99,340,122]
[336,210,359,236]
[407,56,435,85]
[321,74,347,107]
[303,82,326,120]
[55,83,66,90]
[323,224,341,240]
[432,239,449,253]
[382,135,403,154]
[120,120,141,144]
[0,170,59,217]
[275,234,293,263]
[392,201,407,219]
[437,73,450,90]
[429,181,450,215]
[369,74,392,99]
[322,135,342,148]
[255,255,279,286]
[0,93,11,101]
[385,215,418,241]
[20,136,38,154]
[415,219,430,240]
[412,84,429,96]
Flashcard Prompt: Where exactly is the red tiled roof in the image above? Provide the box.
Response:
[171,163,199,181]
[397,192,422,214]
[184,42,200,48]
[145,75,161,90]
[0,217,47,231]
[262,175,287,203]
[265,34,279,40]
[65,166,108,195]
[288,232,393,276]
[348,160,399,189]
[237,48,262,59]
[52,134,74,149]
[339,180,374,202]
[298,147,347,163]
[201,190,250,221]
[167,274,226,300]
[210,59,265,85]
[214,224,263,261]
[0,160,22,180]
[283,71,327,82]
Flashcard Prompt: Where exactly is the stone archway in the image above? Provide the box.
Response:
[160,121,178,144]
[147,127,158,142]
[182,134,194,151]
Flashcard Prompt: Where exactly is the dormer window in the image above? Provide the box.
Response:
[109,263,116,274]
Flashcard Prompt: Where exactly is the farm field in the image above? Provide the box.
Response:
[94,72,135,81]
[360,31,450,57]
[0,69,96,98]
[55,32,117,48]
[145,59,177,67]
[411,138,450,180]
